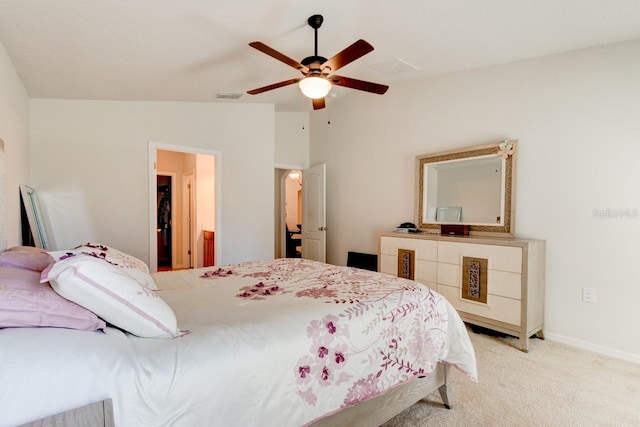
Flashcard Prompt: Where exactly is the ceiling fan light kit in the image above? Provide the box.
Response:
[299,76,332,99]
[247,14,388,110]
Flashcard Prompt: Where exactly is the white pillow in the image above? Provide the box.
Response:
[41,255,182,339]
[49,242,157,290]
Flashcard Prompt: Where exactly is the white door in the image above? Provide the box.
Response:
[302,163,326,262]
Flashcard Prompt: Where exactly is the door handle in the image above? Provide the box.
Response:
[318,226,327,231]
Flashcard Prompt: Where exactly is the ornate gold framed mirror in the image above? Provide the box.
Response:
[415,139,517,237]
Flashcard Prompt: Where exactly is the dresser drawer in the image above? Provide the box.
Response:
[437,262,521,300]
[415,259,437,284]
[379,253,398,276]
[379,254,437,284]
[438,241,522,273]
[437,284,521,326]
[380,236,437,261]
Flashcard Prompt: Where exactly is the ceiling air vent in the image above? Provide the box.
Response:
[215,92,243,100]
[374,57,421,76]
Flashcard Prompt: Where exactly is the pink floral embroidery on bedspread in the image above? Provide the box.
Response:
[294,286,446,409]
[199,258,449,411]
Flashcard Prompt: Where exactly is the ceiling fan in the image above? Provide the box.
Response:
[247,14,389,110]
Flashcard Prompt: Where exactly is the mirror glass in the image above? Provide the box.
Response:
[19,185,49,249]
[416,140,516,236]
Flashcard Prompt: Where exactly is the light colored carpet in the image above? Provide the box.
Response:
[382,328,640,426]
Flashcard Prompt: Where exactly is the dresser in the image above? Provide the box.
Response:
[379,231,545,352]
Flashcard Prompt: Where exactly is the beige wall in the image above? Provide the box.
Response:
[274,112,309,259]
[310,39,640,361]
[275,112,309,169]
[195,153,215,267]
[0,40,30,249]
[29,99,275,266]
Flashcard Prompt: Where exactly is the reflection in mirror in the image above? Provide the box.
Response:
[425,156,503,224]
[19,185,49,249]
[436,206,462,222]
[416,140,516,236]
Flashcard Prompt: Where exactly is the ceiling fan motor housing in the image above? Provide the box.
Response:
[301,55,328,74]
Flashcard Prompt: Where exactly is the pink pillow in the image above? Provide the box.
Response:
[0,266,105,331]
[6,246,45,252]
[0,246,53,272]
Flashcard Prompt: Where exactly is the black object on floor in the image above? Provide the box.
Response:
[347,252,378,272]
[468,324,509,338]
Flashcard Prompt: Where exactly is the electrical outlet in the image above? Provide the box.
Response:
[582,287,596,303]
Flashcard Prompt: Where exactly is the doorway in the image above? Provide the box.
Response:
[156,175,173,270]
[275,168,303,259]
[149,143,220,273]
[274,165,326,262]
[285,170,302,258]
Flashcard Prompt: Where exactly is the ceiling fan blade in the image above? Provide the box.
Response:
[322,39,374,73]
[247,78,302,95]
[249,42,308,73]
[331,75,389,95]
[312,97,326,110]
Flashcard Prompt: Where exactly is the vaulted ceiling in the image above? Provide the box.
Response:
[1,0,639,111]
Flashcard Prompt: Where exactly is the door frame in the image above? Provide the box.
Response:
[182,169,195,269]
[148,142,222,273]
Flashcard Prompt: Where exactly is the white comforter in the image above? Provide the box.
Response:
[0,259,476,426]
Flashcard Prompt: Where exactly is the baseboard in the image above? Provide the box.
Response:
[545,332,640,365]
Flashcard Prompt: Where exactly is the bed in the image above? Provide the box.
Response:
[0,246,476,427]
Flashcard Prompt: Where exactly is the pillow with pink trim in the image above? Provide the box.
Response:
[48,242,157,290]
[0,266,105,331]
[42,254,182,339]
[0,246,53,272]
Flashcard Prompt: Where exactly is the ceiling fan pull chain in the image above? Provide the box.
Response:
[301,96,306,127]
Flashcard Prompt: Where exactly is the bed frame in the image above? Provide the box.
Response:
[20,364,449,427]
[18,400,114,427]
[312,363,450,426]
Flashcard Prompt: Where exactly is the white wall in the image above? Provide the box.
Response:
[274,112,309,259]
[275,112,309,168]
[29,99,275,266]
[0,40,30,249]
[195,153,215,267]
[310,39,640,361]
